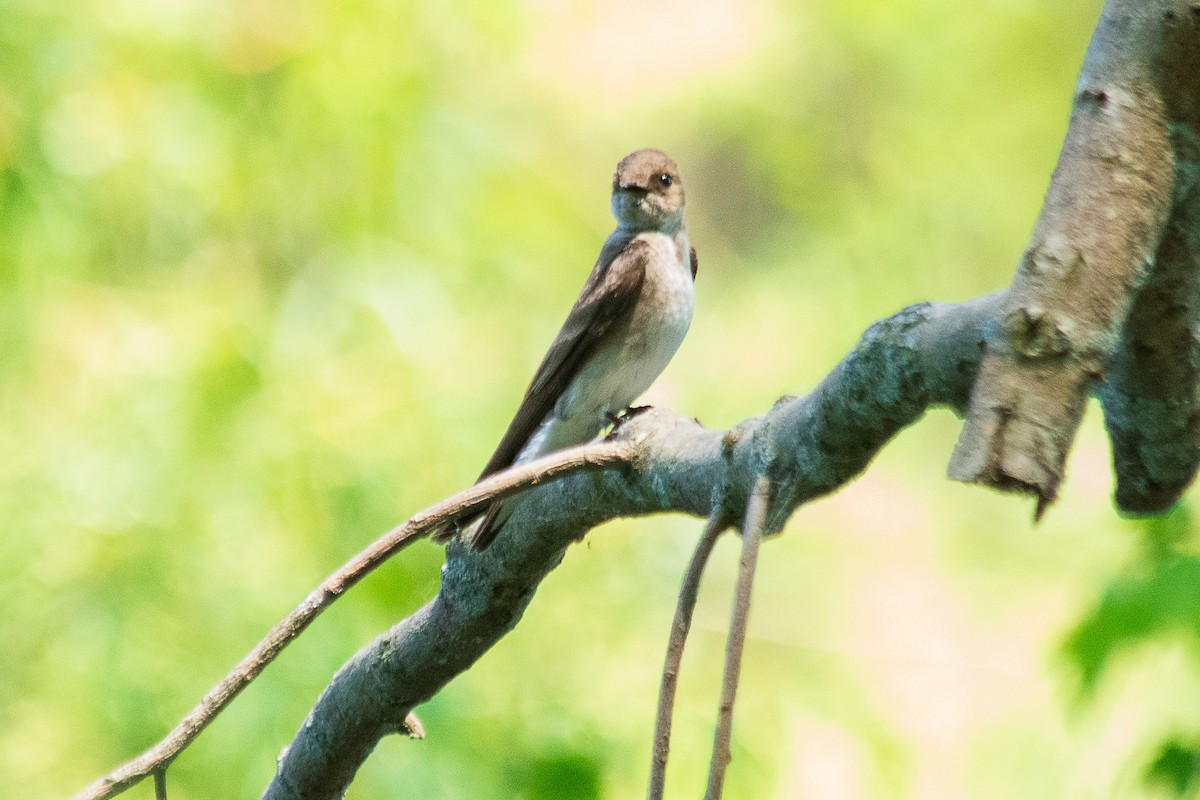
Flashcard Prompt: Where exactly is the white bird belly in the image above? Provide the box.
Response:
[517,230,694,463]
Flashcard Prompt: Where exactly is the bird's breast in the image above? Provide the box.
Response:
[628,231,694,352]
[534,229,694,457]
[593,230,694,408]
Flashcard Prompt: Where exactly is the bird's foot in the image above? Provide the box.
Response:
[604,405,655,439]
[622,404,654,420]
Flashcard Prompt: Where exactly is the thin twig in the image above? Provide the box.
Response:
[74,439,631,800]
[647,512,728,800]
[704,475,770,800]
[153,770,166,800]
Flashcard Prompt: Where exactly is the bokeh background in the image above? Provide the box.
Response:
[5,0,1200,798]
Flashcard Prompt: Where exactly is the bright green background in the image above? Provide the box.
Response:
[5,0,1200,798]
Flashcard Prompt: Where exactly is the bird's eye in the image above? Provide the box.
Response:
[658,173,673,187]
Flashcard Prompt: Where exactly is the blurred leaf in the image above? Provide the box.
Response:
[1145,738,1200,798]
[1062,508,1200,696]
[524,751,603,800]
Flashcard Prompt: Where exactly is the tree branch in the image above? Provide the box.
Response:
[261,293,1002,799]
[704,475,770,800]
[950,0,1180,510]
[1098,4,1200,514]
[73,440,631,800]
[648,512,727,800]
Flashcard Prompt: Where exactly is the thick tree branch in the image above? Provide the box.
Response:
[1098,5,1200,514]
[261,293,1002,799]
[950,0,1181,509]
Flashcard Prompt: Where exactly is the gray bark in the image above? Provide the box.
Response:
[949,0,1192,510]
[262,295,999,799]
[1097,4,1200,513]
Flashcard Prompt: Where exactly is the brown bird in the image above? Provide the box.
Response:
[457,148,697,549]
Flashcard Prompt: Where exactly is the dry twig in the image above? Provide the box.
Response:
[648,512,728,800]
[705,475,771,800]
[74,439,631,800]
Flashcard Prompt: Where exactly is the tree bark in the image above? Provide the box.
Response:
[1097,3,1200,513]
[262,295,1001,799]
[949,0,1185,510]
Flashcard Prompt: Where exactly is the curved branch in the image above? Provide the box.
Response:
[261,293,1002,799]
[73,440,631,800]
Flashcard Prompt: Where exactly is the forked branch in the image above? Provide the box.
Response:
[950,0,1194,510]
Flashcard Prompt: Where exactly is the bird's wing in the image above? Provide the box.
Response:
[477,234,650,480]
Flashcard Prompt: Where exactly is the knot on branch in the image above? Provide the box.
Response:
[1002,305,1076,359]
[1021,234,1084,283]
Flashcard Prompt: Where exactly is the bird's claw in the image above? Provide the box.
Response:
[604,405,655,440]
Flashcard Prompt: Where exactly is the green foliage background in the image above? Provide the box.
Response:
[4,0,1199,797]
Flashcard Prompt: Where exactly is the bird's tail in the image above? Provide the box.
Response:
[467,502,509,550]
[429,501,510,549]
[429,522,458,544]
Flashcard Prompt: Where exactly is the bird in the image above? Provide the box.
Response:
[450,148,697,550]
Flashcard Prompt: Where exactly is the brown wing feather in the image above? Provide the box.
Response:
[477,234,650,480]
[467,236,652,550]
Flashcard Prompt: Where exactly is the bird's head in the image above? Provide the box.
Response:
[610,148,686,232]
